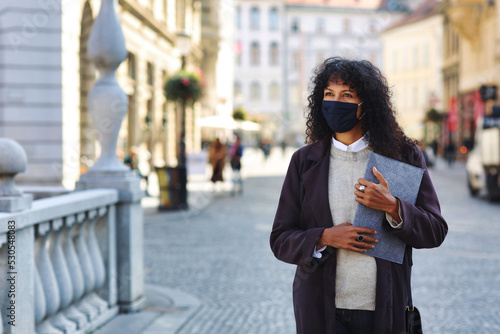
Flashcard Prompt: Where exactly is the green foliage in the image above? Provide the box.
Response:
[164,71,203,103]
[425,108,442,123]
[232,107,247,121]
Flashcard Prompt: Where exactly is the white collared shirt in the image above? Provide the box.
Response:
[332,135,369,153]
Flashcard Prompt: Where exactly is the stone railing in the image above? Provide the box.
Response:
[0,189,120,333]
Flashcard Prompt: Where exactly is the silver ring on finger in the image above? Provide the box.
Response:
[356,235,364,242]
[359,185,366,192]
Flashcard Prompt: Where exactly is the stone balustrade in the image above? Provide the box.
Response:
[0,189,119,333]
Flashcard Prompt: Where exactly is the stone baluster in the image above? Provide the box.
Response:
[35,222,64,334]
[86,207,109,312]
[51,218,87,329]
[34,266,51,331]
[76,210,107,315]
[66,213,97,321]
[86,0,129,172]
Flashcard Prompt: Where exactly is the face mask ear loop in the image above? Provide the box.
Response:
[358,101,365,120]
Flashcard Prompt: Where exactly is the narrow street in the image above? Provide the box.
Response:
[143,150,500,333]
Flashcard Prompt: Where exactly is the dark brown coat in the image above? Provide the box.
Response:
[270,138,448,334]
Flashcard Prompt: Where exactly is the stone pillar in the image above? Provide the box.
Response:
[0,139,35,333]
[75,0,146,313]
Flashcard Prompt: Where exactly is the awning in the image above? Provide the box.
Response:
[197,116,261,132]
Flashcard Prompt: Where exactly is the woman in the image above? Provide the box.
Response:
[208,138,227,184]
[270,57,448,334]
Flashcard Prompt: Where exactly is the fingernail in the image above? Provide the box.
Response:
[373,167,378,172]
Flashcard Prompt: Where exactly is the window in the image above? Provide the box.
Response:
[236,6,241,29]
[317,52,325,65]
[164,0,168,23]
[316,18,325,33]
[343,18,351,34]
[369,19,378,34]
[234,81,243,104]
[270,42,279,66]
[147,62,154,86]
[250,42,260,66]
[292,52,300,70]
[250,81,261,100]
[250,7,260,30]
[127,52,136,80]
[269,82,279,100]
[413,46,418,69]
[269,7,279,30]
[291,17,300,32]
[392,50,397,72]
[423,43,429,67]
[236,40,242,66]
[413,85,418,108]
[177,0,186,30]
[202,2,212,26]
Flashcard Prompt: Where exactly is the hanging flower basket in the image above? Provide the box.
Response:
[164,71,203,103]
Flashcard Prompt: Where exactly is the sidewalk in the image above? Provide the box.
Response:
[95,147,294,334]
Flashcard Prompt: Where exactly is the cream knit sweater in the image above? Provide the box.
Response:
[328,144,376,311]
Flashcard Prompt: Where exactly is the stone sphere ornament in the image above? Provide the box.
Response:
[0,138,27,196]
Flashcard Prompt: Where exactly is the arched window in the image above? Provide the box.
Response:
[236,6,241,29]
[251,41,260,66]
[250,7,260,30]
[269,7,279,30]
[269,42,279,66]
[250,81,261,100]
[316,18,325,33]
[291,17,300,32]
[234,81,242,99]
[269,82,279,100]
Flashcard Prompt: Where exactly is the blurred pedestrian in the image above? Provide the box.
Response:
[445,141,456,167]
[124,146,150,196]
[261,140,271,160]
[281,140,287,157]
[269,57,448,334]
[208,138,227,186]
[229,135,244,195]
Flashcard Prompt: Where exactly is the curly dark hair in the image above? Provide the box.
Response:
[305,57,417,161]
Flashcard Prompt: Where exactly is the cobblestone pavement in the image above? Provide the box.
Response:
[144,152,500,334]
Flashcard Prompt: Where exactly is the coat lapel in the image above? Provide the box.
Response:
[302,138,334,228]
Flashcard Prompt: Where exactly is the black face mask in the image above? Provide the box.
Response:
[322,100,364,133]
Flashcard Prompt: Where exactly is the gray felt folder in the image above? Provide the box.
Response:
[353,152,424,264]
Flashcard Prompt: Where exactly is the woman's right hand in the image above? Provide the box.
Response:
[317,222,378,253]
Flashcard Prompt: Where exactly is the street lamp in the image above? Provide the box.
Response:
[176,31,191,170]
[177,31,191,209]
[177,31,191,70]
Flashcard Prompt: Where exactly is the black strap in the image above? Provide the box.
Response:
[404,246,413,309]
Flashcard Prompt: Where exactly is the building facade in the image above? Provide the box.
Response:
[440,0,497,156]
[232,0,408,144]
[283,0,406,141]
[381,0,443,141]
[233,0,285,140]
[0,0,207,188]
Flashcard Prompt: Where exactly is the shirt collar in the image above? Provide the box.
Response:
[332,135,369,152]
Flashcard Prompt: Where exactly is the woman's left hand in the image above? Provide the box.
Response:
[354,167,400,221]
